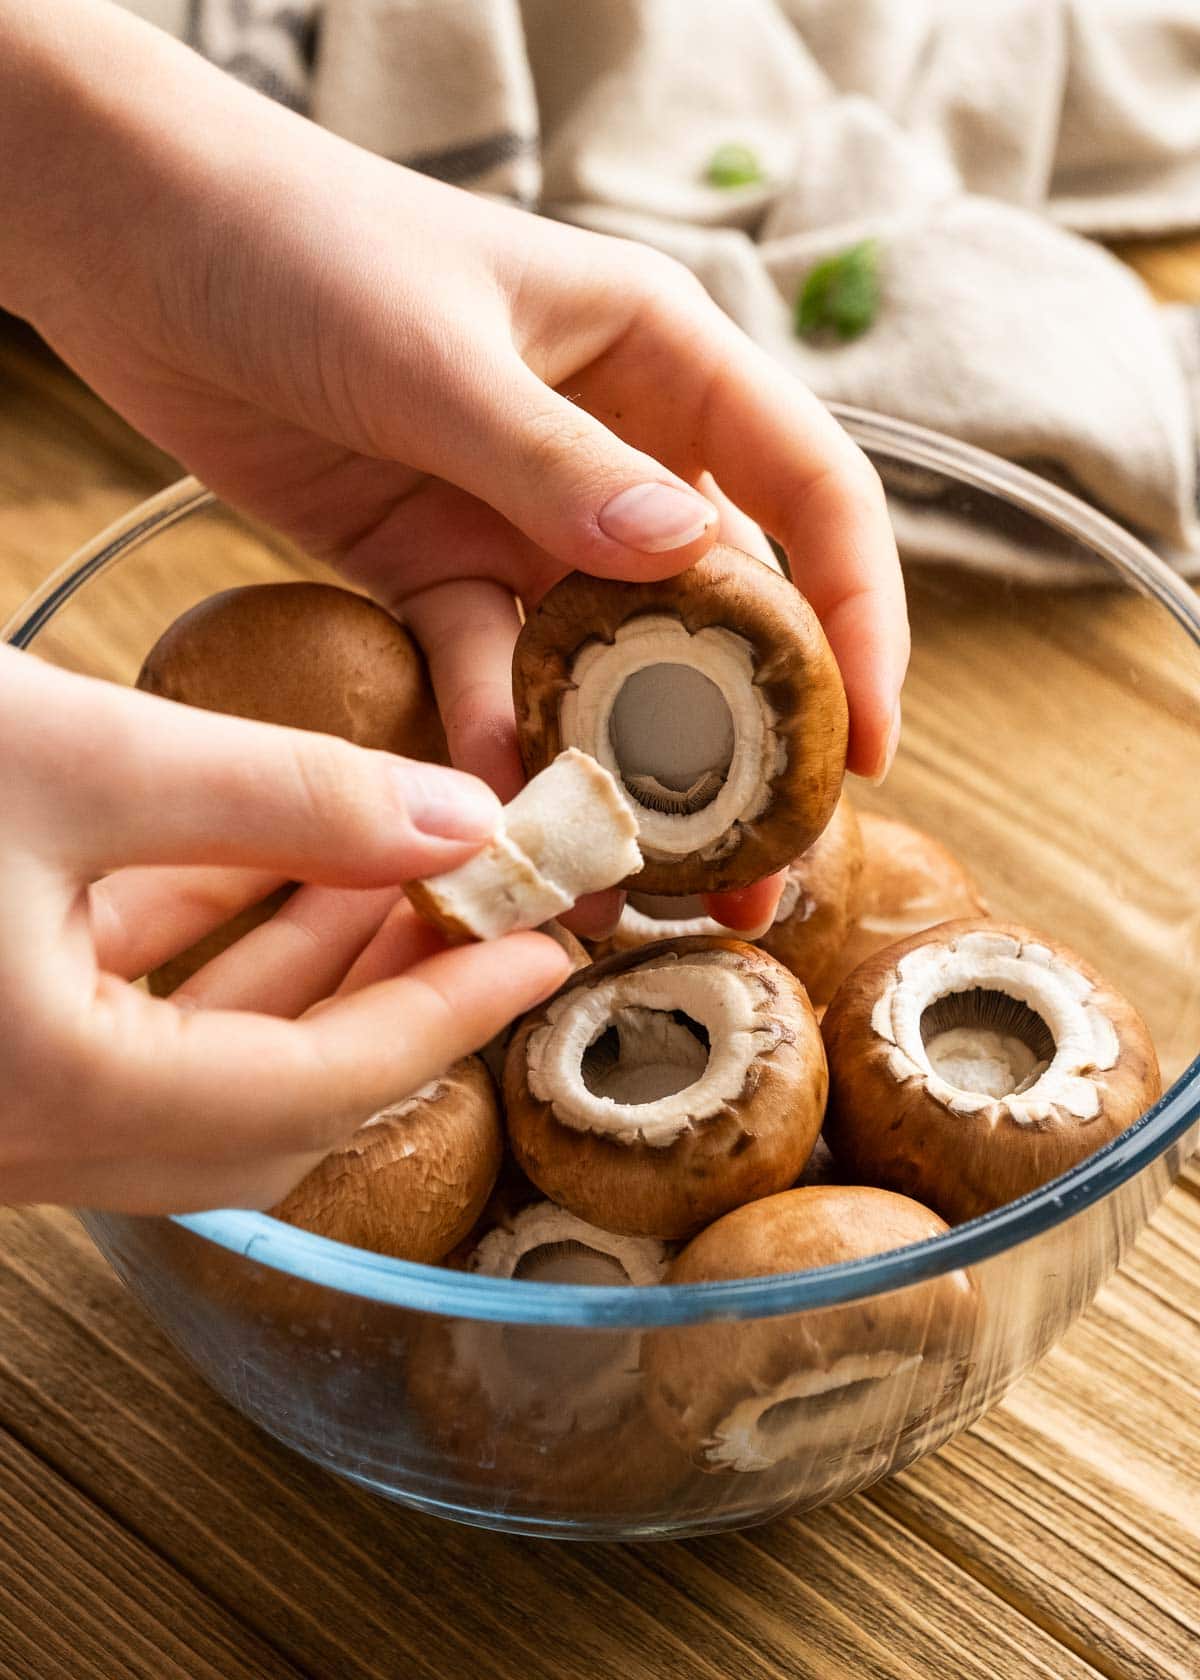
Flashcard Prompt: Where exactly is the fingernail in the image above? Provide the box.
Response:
[400,764,500,841]
[871,702,902,786]
[598,483,717,553]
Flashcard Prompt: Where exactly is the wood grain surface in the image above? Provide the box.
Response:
[0,238,1197,1680]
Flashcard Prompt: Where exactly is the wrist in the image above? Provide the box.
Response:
[0,1,288,339]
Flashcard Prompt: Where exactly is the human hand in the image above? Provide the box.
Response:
[0,648,569,1213]
[4,1,906,937]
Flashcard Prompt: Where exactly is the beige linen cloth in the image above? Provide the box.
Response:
[181,0,1200,579]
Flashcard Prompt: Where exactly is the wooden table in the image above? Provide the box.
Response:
[1,238,1198,1680]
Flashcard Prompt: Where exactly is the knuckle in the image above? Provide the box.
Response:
[802,449,885,526]
[636,248,708,309]
[836,444,887,510]
[4,1013,107,1168]
[518,404,611,489]
[287,736,383,853]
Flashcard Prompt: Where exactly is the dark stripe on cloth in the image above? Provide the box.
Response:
[206,50,308,110]
[399,131,537,185]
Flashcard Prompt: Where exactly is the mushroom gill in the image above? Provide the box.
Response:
[919,988,1055,1100]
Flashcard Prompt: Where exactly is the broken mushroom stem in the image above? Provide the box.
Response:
[406,748,642,941]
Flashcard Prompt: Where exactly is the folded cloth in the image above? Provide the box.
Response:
[187,0,1200,578]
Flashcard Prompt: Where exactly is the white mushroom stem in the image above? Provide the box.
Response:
[703,1352,923,1472]
[560,615,783,862]
[871,929,1120,1123]
[411,749,641,940]
[526,949,781,1147]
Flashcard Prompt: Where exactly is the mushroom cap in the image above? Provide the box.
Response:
[503,936,828,1240]
[407,1201,692,1514]
[642,1185,977,1473]
[137,581,447,761]
[821,919,1162,1224]
[438,1154,544,1269]
[820,814,987,998]
[757,795,864,1002]
[512,546,848,893]
[271,1055,502,1263]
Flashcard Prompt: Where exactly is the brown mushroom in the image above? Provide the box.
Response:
[794,1133,842,1188]
[598,797,862,1009]
[137,582,446,994]
[512,547,849,894]
[503,937,827,1240]
[820,813,986,998]
[821,919,1162,1223]
[271,1055,502,1263]
[756,795,864,1002]
[642,1186,977,1479]
[408,1200,693,1515]
[137,581,446,757]
[406,749,642,941]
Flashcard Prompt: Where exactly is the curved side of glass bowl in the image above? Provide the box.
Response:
[10,426,1200,1329]
[1,476,213,648]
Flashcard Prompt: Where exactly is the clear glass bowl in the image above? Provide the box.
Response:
[6,409,1198,1541]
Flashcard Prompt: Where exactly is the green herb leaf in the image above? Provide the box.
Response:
[795,240,881,342]
[705,142,764,189]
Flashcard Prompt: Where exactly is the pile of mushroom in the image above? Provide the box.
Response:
[139,555,1162,1505]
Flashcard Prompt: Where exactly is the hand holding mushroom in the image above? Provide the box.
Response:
[0,634,572,1214]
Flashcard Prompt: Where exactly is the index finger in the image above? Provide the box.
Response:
[699,339,907,779]
[576,293,907,780]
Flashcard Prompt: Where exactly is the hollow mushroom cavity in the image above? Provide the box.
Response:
[455,1202,668,1424]
[408,1201,689,1514]
[504,938,828,1239]
[823,920,1162,1222]
[525,949,787,1150]
[406,748,642,941]
[563,615,779,862]
[704,1351,925,1473]
[869,928,1118,1123]
[512,548,849,893]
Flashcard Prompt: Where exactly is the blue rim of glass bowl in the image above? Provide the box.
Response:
[7,406,1199,1328]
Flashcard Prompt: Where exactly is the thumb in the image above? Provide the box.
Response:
[431,360,719,579]
[10,656,499,884]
